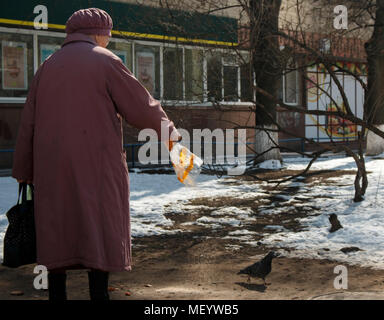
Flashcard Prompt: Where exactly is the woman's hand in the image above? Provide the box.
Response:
[164,136,182,152]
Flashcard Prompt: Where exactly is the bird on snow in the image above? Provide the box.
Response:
[237,251,278,286]
[329,213,343,233]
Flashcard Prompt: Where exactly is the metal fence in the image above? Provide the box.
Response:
[0,136,362,168]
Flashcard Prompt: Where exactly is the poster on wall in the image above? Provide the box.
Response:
[111,50,127,66]
[305,63,366,142]
[40,44,61,64]
[136,51,155,95]
[2,41,28,90]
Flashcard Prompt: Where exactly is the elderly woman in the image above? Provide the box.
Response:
[12,8,180,300]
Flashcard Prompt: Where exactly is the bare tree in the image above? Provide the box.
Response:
[365,0,384,155]
[116,0,384,202]
[250,0,283,164]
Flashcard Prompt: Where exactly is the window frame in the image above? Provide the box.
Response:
[0,26,253,106]
[162,45,184,101]
[282,61,300,106]
[0,26,65,104]
[107,36,133,71]
[222,56,241,102]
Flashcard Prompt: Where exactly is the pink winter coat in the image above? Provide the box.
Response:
[12,33,179,272]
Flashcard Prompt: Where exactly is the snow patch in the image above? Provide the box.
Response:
[258,159,282,170]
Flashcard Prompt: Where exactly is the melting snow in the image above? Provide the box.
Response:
[1,154,384,269]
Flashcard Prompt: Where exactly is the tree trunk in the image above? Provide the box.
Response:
[254,125,283,163]
[249,0,283,164]
[365,0,384,155]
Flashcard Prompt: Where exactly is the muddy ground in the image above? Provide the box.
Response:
[1,169,384,300]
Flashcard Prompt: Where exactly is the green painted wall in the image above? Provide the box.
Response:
[0,0,238,43]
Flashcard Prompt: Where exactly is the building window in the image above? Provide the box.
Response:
[207,51,222,101]
[134,44,160,100]
[107,40,133,70]
[223,53,239,102]
[0,27,252,104]
[163,47,183,101]
[38,36,63,66]
[185,48,203,102]
[284,70,298,104]
[0,32,33,98]
[223,66,238,101]
[319,38,331,54]
[207,51,243,102]
[280,60,299,105]
[240,61,253,102]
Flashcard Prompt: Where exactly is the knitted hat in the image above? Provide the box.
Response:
[65,8,113,36]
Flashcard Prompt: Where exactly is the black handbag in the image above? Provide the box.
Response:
[2,183,36,268]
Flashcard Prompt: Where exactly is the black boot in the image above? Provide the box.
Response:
[88,270,110,301]
[48,273,67,301]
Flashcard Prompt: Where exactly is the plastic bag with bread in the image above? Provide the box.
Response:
[167,141,203,186]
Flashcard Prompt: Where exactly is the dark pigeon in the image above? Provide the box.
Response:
[329,213,343,233]
[237,251,278,285]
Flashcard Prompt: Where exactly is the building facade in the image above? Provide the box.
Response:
[0,0,256,168]
[276,0,370,152]
[0,0,370,169]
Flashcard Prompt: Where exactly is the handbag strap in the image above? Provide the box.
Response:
[29,184,35,203]
[17,183,34,205]
[17,183,26,205]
